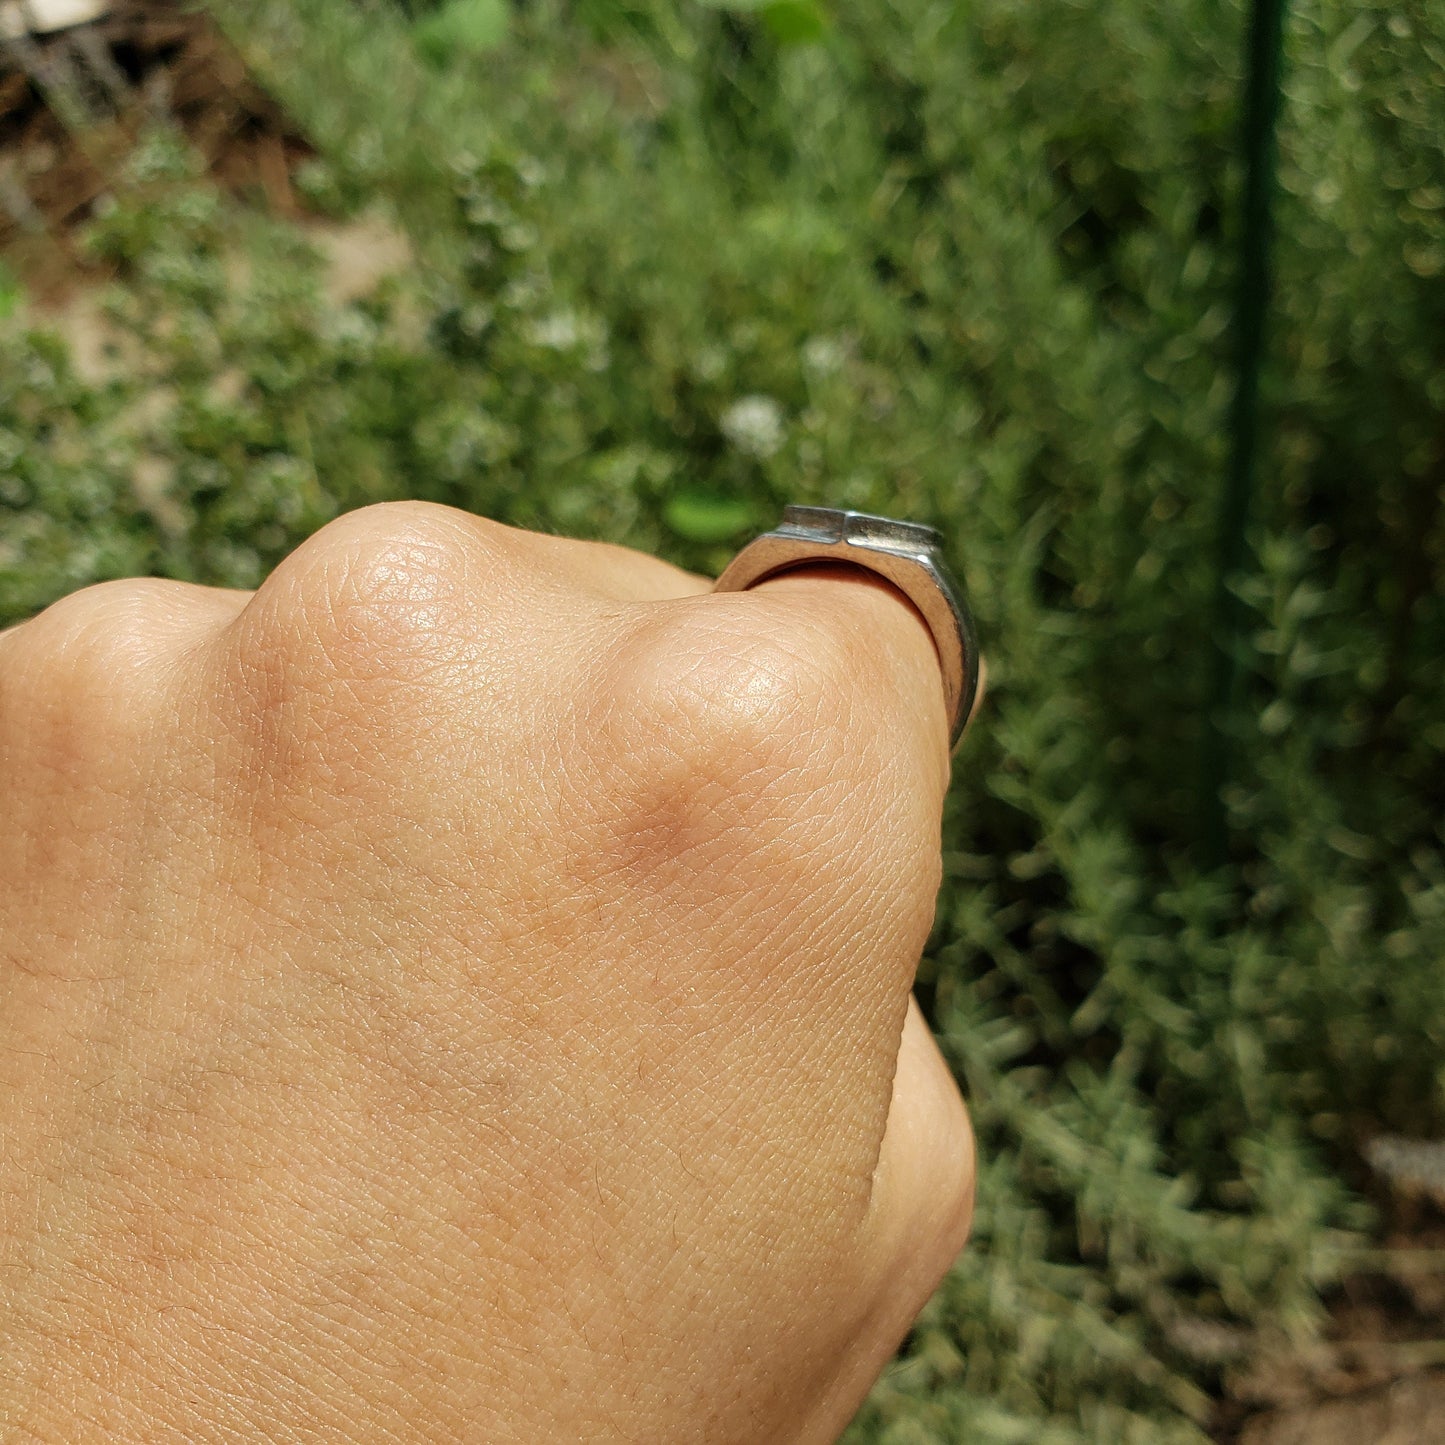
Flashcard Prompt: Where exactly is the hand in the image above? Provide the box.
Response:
[0,502,973,1443]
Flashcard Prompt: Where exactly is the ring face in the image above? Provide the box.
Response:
[770,505,943,553]
[714,505,979,749]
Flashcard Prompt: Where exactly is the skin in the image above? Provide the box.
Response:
[0,502,974,1443]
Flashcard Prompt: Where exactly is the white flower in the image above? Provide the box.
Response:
[720,395,785,459]
[526,310,581,350]
[525,310,610,370]
[802,334,846,377]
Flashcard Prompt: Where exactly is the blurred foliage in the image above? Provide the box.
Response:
[2,0,1444,1437]
[0,262,20,321]
[412,0,510,65]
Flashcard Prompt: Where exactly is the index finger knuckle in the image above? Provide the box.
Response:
[573,600,871,884]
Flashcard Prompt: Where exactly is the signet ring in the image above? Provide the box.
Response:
[713,505,980,750]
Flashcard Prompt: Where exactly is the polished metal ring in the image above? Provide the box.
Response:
[714,505,980,748]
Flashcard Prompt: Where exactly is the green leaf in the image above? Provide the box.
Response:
[663,491,757,543]
[0,262,20,321]
[760,0,827,45]
[413,0,509,67]
[695,0,828,43]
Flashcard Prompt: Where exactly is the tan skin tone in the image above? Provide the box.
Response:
[0,502,973,1443]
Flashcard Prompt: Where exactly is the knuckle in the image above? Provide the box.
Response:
[763,609,868,744]
[580,604,862,875]
[0,580,179,775]
[619,598,943,891]
[226,504,516,734]
[218,504,518,807]
[614,605,833,788]
[657,601,873,798]
[248,502,493,676]
[2,578,176,698]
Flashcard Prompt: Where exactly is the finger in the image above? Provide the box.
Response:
[595,562,957,1237]
[799,996,973,1441]
[966,652,989,733]
[868,995,974,1269]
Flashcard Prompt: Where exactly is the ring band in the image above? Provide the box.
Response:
[714,505,980,748]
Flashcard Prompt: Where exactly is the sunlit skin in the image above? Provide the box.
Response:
[0,502,973,1443]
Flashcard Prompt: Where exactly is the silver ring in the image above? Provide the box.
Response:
[714,505,979,748]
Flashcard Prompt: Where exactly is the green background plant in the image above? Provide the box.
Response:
[2,0,1442,1437]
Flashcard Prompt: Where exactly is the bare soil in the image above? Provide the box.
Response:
[1212,1204,1445,1443]
[1240,1373,1445,1445]
[1,0,311,298]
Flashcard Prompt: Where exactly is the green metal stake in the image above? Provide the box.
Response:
[1203,0,1289,867]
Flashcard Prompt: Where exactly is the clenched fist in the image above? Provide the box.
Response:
[0,502,973,1443]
